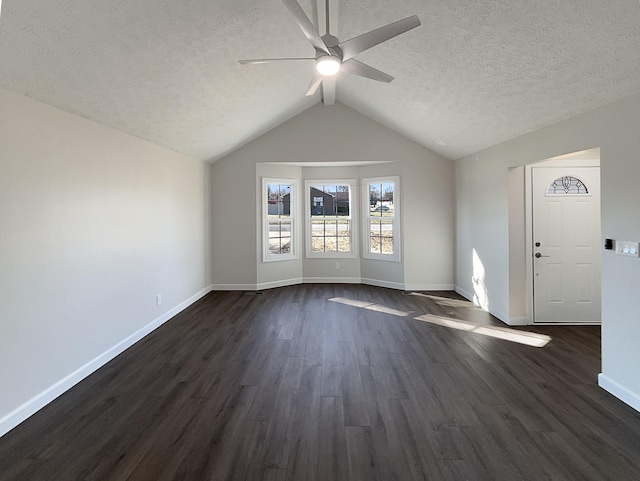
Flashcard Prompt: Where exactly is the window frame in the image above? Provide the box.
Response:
[305,179,358,259]
[262,177,297,263]
[362,176,401,262]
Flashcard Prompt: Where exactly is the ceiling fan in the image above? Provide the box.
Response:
[239,0,421,96]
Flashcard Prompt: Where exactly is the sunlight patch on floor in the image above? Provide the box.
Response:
[328,297,412,317]
[414,314,551,347]
[408,292,479,309]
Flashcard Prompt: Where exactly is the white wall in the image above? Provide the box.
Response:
[455,92,640,411]
[0,88,210,435]
[210,102,455,291]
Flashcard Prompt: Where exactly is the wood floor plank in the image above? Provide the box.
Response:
[345,426,379,481]
[302,310,323,366]
[288,311,311,357]
[387,397,446,480]
[285,364,322,481]
[1,284,639,481]
[337,341,370,427]
[244,340,292,422]
[317,396,349,481]
[260,356,305,470]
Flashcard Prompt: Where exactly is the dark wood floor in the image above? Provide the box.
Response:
[1,284,639,481]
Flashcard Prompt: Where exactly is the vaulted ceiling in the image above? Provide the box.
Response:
[1,0,639,161]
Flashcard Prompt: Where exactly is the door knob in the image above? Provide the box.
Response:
[535,252,549,258]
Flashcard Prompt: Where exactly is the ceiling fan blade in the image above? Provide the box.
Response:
[341,59,394,83]
[306,72,323,96]
[339,15,421,61]
[239,58,315,65]
[282,0,330,55]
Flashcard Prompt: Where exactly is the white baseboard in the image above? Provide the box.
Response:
[258,278,303,290]
[507,316,530,326]
[214,278,415,291]
[211,283,258,290]
[454,285,474,301]
[303,277,361,284]
[598,373,640,413]
[404,283,454,291]
[211,278,304,291]
[0,285,213,438]
[361,277,405,290]
[455,285,508,324]
[489,307,509,324]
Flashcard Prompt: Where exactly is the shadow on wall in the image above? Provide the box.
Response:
[472,248,489,312]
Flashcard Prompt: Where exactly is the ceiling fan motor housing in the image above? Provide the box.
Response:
[316,45,343,76]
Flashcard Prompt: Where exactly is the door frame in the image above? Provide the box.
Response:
[523,154,601,324]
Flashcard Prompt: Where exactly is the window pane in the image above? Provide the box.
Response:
[369,219,393,255]
[547,176,589,195]
[367,180,395,256]
[308,183,352,255]
[310,185,350,217]
[336,219,351,253]
[311,219,351,253]
[267,183,291,218]
[311,219,327,252]
[369,182,394,216]
[268,220,291,254]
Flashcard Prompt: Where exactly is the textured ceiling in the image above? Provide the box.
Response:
[1,1,640,161]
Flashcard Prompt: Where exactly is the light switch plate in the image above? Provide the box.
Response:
[615,241,640,257]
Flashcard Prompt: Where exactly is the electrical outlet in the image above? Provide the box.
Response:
[155,294,162,305]
[334,262,340,270]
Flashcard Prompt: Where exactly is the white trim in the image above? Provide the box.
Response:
[214,278,400,290]
[212,278,305,291]
[455,285,474,301]
[532,321,601,326]
[404,283,454,291]
[214,278,454,291]
[524,164,534,324]
[361,277,405,290]
[0,285,213,438]
[508,316,529,326]
[455,285,509,324]
[488,307,509,324]
[258,278,304,290]
[211,283,260,291]
[303,277,361,284]
[598,373,640,413]
[214,278,456,291]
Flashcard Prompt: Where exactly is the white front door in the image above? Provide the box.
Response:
[532,166,601,323]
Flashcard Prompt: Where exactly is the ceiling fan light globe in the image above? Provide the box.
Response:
[316,56,341,76]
